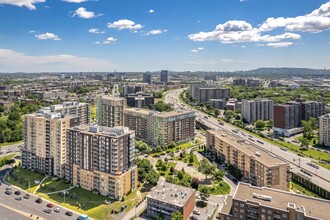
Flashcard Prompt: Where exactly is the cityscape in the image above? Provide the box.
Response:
[1,1,330,220]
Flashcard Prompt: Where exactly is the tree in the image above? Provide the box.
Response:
[198,158,215,179]
[224,110,235,122]
[214,109,220,117]
[213,169,225,180]
[301,120,313,139]
[156,146,163,152]
[171,211,183,220]
[255,120,266,130]
[191,177,199,189]
[300,137,309,149]
[145,169,160,186]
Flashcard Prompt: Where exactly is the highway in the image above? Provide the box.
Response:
[164,88,330,186]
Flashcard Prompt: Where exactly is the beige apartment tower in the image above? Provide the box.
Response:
[207,130,290,191]
[66,125,137,199]
[319,113,330,147]
[97,96,126,127]
[22,111,80,178]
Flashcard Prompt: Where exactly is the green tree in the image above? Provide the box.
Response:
[213,169,225,180]
[198,158,215,179]
[255,120,266,130]
[301,120,313,139]
[145,169,160,186]
[171,211,183,220]
[224,110,235,122]
[300,137,309,149]
[214,109,220,117]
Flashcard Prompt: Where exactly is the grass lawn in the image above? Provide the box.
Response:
[199,127,207,134]
[0,153,15,164]
[314,161,330,170]
[173,153,199,168]
[6,167,46,193]
[290,181,320,198]
[198,181,230,195]
[0,140,23,147]
[37,177,71,194]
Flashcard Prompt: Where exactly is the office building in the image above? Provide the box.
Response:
[207,130,290,191]
[233,79,246,86]
[66,125,137,199]
[189,85,230,104]
[241,99,274,124]
[160,70,169,83]
[124,108,195,147]
[319,114,330,147]
[22,111,80,178]
[47,102,90,124]
[126,93,154,108]
[218,183,330,220]
[147,181,196,220]
[143,72,152,84]
[210,99,226,110]
[97,96,126,127]
[123,85,144,96]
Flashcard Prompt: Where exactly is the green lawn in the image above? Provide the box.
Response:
[0,153,15,166]
[6,167,46,193]
[198,181,230,195]
[173,153,199,168]
[0,140,23,147]
[37,177,71,194]
[290,181,320,198]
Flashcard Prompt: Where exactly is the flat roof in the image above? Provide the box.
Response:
[208,130,287,167]
[68,124,133,138]
[124,108,195,118]
[291,167,330,192]
[231,183,330,219]
[147,181,195,207]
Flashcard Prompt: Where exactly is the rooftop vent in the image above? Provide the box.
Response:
[253,193,272,201]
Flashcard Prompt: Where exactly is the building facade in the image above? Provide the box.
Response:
[273,104,300,136]
[233,78,246,86]
[97,96,126,127]
[123,85,144,96]
[207,130,290,191]
[22,111,80,178]
[147,181,196,220]
[124,108,195,147]
[319,114,330,147]
[66,125,137,199]
[48,102,90,124]
[143,72,152,84]
[210,99,226,110]
[241,99,274,124]
[160,70,169,83]
[189,85,230,104]
[218,183,330,220]
[126,93,154,108]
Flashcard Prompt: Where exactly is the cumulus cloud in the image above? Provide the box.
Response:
[188,1,330,46]
[88,28,105,34]
[72,7,102,19]
[35,32,61,40]
[146,29,167,35]
[266,42,293,48]
[0,49,115,72]
[190,47,204,53]
[0,0,45,10]
[107,19,142,30]
[149,9,155,13]
[95,37,117,45]
[62,0,87,3]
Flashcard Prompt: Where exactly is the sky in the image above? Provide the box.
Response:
[0,0,330,72]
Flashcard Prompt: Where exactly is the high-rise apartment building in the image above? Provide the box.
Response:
[126,93,154,108]
[123,85,144,96]
[287,100,325,122]
[218,183,330,220]
[273,104,300,135]
[241,99,274,124]
[143,72,152,84]
[66,125,137,199]
[189,85,230,104]
[233,78,246,86]
[97,96,126,127]
[47,102,90,124]
[207,130,290,191]
[124,108,195,147]
[22,111,80,178]
[160,70,169,83]
[319,114,330,147]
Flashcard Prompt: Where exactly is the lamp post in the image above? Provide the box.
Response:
[25,179,30,193]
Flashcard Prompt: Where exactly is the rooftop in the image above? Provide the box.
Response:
[208,130,287,167]
[69,124,133,137]
[223,183,330,219]
[147,181,196,207]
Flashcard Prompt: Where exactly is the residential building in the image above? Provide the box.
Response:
[189,84,230,104]
[319,114,330,147]
[241,99,274,124]
[97,96,126,127]
[204,75,219,81]
[46,102,90,124]
[66,125,137,199]
[207,130,290,191]
[22,111,80,178]
[123,85,144,96]
[247,79,262,87]
[0,100,14,109]
[124,108,195,147]
[273,104,300,136]
[210,99,226,110]
[226,100,239,112]
[143,72,152,84]
[32,90,68,100]
[160,70,169,83]
[218,183,330,220]
[126,92,154,108]
[233,78,246,86]
[147,181,196,220]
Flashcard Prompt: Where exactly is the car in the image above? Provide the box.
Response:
[193,210,201,215]
[35,198,42,204]
[54,208,60,213]
[190,216,198,220]
[105,200,112,205]
[47,203,54,208]
[15,196,22,201]
[14,191,21,195]
[6,186,11,190]
[43,209,52,214]
[65,211,73,216]
[280,148,287,151]
[5,190,12,195]
[23,194,30,199]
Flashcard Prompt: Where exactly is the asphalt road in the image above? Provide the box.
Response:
[0,205,31,220]
[164,88,330,185]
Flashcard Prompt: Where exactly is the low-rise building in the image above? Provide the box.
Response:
[147,181,196,220]
[218,183,330,220]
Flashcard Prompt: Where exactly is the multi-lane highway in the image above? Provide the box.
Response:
[164,88,330,187]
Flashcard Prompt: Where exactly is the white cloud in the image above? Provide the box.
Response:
[88,28,105,34]
[72,7,102,19]
[190,47,204,52]
[0,48,115,72]
[95,37,117,45]
[107,19,142,30]
[146,29,167,35]
[310,2,330,17]
[63,0,87,3]
[35,32,61,40]
[29,30,36,33]
[149,9,155,13]
[0,0,45,10]
[266,42,293,48]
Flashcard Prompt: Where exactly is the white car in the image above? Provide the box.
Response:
[54,208,60,213]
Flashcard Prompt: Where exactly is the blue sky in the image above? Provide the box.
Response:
[0,0,330,72]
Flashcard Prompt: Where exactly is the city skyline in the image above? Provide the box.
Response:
[0,0,330,72]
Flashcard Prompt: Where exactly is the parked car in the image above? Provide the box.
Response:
[193,210,201,215]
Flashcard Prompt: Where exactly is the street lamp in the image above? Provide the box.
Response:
[293,158,301,167]
[25,179,30,193]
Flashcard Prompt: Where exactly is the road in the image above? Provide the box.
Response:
[0,166,81,220]
[164,88,330,186]
[0,142,22,155]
